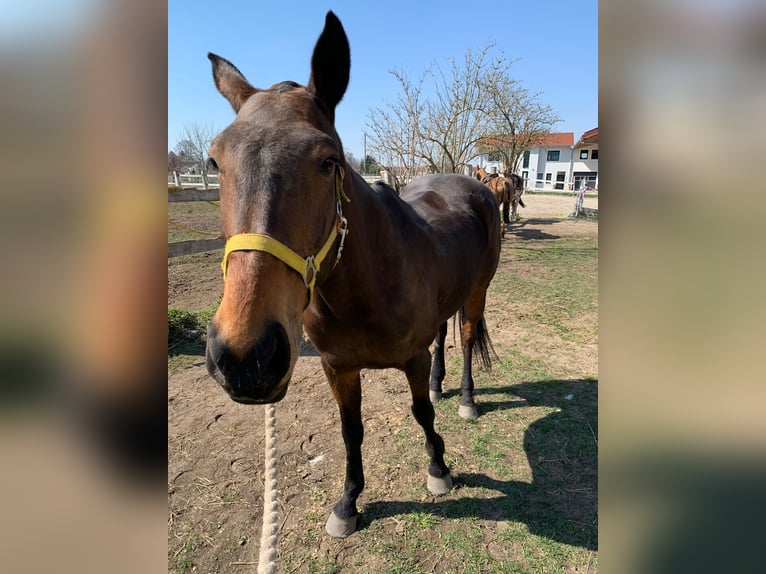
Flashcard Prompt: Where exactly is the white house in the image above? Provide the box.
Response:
[475,127,598,191]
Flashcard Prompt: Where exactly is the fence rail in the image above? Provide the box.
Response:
[168,172,220,188]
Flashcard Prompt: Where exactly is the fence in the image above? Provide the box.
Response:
[168,171,221,189]
[168,187,224,258]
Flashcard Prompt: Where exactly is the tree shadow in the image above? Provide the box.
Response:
[362,378,598,550]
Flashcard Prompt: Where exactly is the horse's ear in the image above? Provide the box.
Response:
[208,53,258,113]
[308,11,350,115]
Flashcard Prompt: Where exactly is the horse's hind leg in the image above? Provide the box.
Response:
[322,360,365,538]
[458,291,492,419]
[502,183,512,224]
[406,349,452,495]
[429,321,448,403]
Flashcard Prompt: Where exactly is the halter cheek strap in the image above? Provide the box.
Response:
[220,164,349,301]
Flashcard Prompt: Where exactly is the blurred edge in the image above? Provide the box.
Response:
[601,0,766,573]
[2,0,766,572]
[0,0,167,573]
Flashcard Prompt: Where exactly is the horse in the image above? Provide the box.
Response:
[475,166,511,230]
[204,12,501,539]
[504,170,526,221]
[475,167,526,227]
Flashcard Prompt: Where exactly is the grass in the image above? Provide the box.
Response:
[169,534,199,574]
[495,239,598,345]
[167,304,218,369]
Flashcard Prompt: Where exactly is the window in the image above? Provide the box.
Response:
[537,172,543,181]
[522,150,530,168]
[591,149,599,160]
[545,173,552,182]
[555,171,566,190]
[547,150,560,161]
[580,150,589,160]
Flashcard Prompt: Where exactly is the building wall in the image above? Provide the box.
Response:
[476,141,598,191]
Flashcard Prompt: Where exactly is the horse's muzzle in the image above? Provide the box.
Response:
[205,321,292,404]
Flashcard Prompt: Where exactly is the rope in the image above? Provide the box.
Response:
[258,403,279,574]
[167,218,221,236]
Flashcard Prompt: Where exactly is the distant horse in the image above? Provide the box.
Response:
[205,12,500,538]
[475,167,512,229]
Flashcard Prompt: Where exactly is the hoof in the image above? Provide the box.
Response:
[427,473,452,496]
[325,511,357,538]
[458,404,478,419]
[429,390,442,403]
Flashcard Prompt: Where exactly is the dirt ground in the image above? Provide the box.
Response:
[168,192,598,573]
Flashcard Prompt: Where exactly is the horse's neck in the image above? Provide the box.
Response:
[314,171,401,310]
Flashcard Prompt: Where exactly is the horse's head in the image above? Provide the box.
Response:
[204,12,350,404]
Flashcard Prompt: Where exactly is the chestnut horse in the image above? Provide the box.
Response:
[475,167,525,226]
[204,12,500,538]
[475,167,511,230]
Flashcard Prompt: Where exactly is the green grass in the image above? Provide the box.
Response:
[167,304,218,369]
[495,239,598,344]
[169,535,199,574]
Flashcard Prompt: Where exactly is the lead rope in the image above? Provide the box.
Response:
[257,403,278,574]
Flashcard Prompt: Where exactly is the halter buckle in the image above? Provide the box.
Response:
[304,255,317,289]
[336,216,349,264]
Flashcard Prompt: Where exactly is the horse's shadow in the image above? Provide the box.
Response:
[362,378,598,550]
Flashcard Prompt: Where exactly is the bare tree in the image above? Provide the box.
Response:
[418,46,494,174]
[174,122,216,189]
[367,43,559,178]
[480,56,560,174]
[366,69,427,182]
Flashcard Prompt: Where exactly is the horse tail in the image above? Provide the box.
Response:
[459,307,496,372]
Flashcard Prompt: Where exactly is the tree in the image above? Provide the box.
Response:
[174,122,216,189]
[361,155,380,175]
[367,43,559,178]
[344,150,361,172]
[479,57,560,173]
[366,69,427,182]
[167,150,181,173]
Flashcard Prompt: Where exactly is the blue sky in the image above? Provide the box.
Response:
[168,1,598,161]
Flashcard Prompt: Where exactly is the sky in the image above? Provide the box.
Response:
[168,0,598,161]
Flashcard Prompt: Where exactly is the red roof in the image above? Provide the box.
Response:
[477,132,574,149]
[536,132,574,146]
[576,127,598,147]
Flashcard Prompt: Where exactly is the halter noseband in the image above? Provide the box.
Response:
[220,163,350,302]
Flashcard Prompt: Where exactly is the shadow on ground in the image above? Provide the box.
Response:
[362,378,598,550]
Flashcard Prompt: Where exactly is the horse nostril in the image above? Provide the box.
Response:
[205,320,292,402]
[255,322,291,385]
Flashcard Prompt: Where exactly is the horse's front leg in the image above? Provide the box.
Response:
[322,360,364,538]
[429,321,448,403]
[406,349,452,495]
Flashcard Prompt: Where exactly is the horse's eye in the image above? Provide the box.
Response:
[320,157,338,174]
[206,157,219,173]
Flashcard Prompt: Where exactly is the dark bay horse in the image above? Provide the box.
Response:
[204,12,500,538]
[505,170,526,221]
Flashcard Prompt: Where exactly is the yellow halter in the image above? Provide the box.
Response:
[220,164,349,302]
